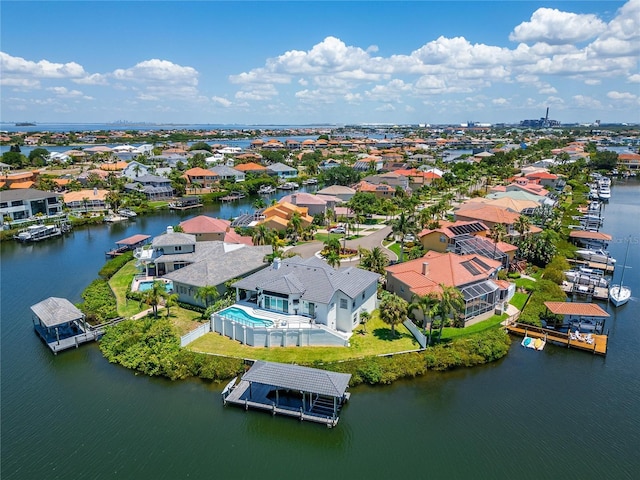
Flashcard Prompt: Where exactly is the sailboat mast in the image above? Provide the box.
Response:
[619,236,631,288]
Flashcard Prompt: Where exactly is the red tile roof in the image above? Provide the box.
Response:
[544,302,610,317]
[179,215,230,234]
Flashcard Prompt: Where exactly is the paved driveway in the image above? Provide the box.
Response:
[287,225,397,266]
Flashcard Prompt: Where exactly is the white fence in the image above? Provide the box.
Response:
[180,322,211,347]
[403,319,428,349]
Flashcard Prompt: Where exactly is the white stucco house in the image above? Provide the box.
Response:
[231,256,379,335]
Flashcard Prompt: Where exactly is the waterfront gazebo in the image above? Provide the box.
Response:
[30,297,86,347]
[544,301,610,332]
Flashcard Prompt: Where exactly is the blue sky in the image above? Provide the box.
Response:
[1,1,638,125]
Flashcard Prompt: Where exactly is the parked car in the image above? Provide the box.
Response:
[329,227,346,234]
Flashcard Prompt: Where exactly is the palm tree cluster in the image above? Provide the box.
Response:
[410,284,464,345]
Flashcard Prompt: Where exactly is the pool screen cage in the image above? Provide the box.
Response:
[461,280,499,320]
[451,234,508,267]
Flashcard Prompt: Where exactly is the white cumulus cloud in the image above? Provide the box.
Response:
[509,8,607,44]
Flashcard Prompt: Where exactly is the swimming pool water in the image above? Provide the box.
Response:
[138,280,173,293]
[219,307,274,327]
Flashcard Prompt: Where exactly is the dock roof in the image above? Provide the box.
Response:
[30,297,84,328]
[569,231,612,241]
[544,301,610,317]
[116,234,151,246]
[242,361,351,398]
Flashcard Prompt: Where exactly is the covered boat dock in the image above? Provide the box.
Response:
[31,297,95,354]
[106,233,151,258]
[506,301,610,355]
[222,360,351,427]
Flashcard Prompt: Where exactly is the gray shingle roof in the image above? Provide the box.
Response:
[152,232,196,247]
[163,242,272,287]
[242,361,351,398]
[30,297,84,328]
[266,162,297,172]
[232,256,379,303]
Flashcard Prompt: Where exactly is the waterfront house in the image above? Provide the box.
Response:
[136,227,271,307]
[232,256,380,334]
[124,174,173,200]
[63,189,109,213]
[354,180,397,199]
[266,162,298,179]
[0,189,64,222]
[386,251,514,325]
[183,167,219,190]
[209,165,246,183]
[179,215,253,244]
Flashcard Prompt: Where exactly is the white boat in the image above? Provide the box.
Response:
[609,238,631,307]
[118,208,137,217]
[598,186,611,200]
[302,178,318,185]
[575,248,616,265]
[104,213,128,223]
[278,182,299,190]
[564,270,609,288]
[258,185,276,194]
[14,224,62,242]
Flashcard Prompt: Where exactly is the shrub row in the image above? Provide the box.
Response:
[99,251,134,279]
[100,316,512,385]
[80,279,118,324]
[100,318,244,381]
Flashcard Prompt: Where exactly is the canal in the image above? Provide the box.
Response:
[1,181,639,479]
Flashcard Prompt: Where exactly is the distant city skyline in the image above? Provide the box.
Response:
[1,1,638,125]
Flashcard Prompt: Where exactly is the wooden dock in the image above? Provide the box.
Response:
[505,321,607,355]
[566,258,615,273]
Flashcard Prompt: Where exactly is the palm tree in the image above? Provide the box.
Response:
[410,293,439,335]
[359,246,388,275]
[379,292,409,337]
[195,285,219,317]
[287,212,303,241]
[253,197,266,209]
[391,211,416,263]
[325,250,341,268]
[435,284,465,341]
[324,236,341,256]
[514,214,531,239]
[489,222,508,257]
[140,280,167,318]
[252,224,271,246]
[164,293,179,318]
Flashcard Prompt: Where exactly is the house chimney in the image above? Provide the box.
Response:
[291,194,297,204]
[167,225,174,234]
[422,262,430,275]
[273,257,281,270]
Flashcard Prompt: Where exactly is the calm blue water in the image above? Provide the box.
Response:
[219,306,274,327]
[1,180,639,479]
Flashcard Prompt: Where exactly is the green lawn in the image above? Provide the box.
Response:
[109,259,202,334]
[188,311,420,362]
[509,292,529,311]
[388,243,402,257]
[440,313,508,340]
[109,261,144,318]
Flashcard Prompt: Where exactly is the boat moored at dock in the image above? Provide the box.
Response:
[14,224,63,242]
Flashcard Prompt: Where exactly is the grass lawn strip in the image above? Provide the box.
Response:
[188,312,420,363]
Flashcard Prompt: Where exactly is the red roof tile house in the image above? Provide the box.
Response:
[179,215,253,244]
[386,251,514,325]
[183,167,219,189]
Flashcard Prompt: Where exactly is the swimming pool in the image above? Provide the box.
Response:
[138,280,173,293]
[218,306,274,327]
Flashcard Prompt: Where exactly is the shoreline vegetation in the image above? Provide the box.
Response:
[93,253,514,385]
